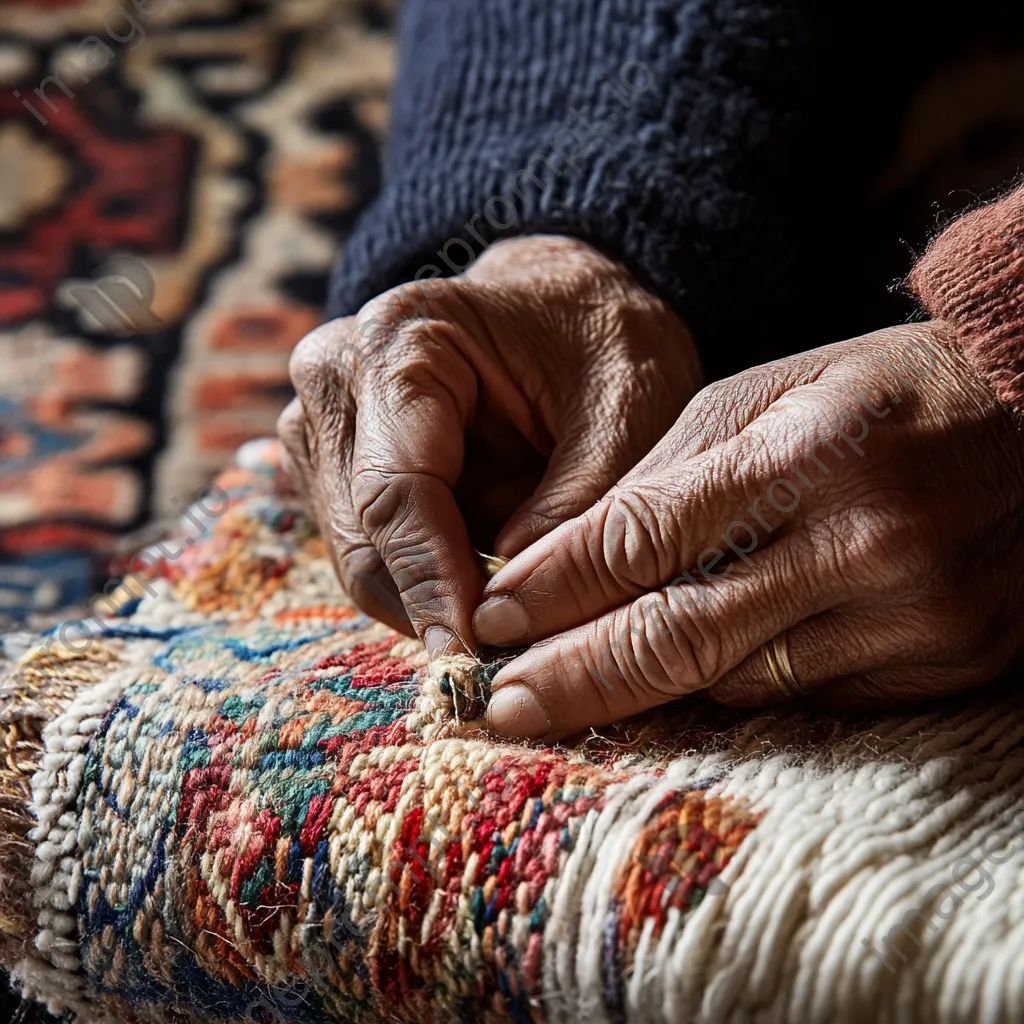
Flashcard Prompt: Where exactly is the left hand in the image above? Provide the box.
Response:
[474,322,1024,741]
[277,236,699,657]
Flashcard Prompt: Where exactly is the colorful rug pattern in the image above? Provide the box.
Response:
[9,439,1024,1024]
[11,440,762,1024]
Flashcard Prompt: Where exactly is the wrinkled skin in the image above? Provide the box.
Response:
[278,236,702,658]
[282,233,1024,744]
[475,322,1024,739]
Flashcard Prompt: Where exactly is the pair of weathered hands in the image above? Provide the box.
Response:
[280,236,1024,742]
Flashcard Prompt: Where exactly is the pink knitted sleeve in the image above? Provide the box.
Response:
[909,186,1024,420]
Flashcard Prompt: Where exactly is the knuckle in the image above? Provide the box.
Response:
[523,494,579,531]
[930,618,978,668]
[381,537,435,595]
[357,282,449,355]
[335,541,380,586]
[920,555,960,609]
[384,349,453,400]
[342,546,409,624]
[355,301,474,405]
[391,556,445,625]
[570,635,631,717]
[288,324,324,374]
[819,503,918,592]
[351,469,403,540]
[611,596,722,699]
[598,489,674,591]
[687,372,769,444]
[276,399,306,454]
[288,325,329,384]
[687,381,733,442]
[289,321,355,402]
[276,447,309,508]
[919,592,983,664]
[346,476,444,619]
[814,507,877,579]
[962,638,1008,682]
[470,235,604,283]
[891,540,952,601]
[276,397,331,488]
[524,476,604,532]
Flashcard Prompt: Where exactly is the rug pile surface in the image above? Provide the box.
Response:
[2,440,1024,1024]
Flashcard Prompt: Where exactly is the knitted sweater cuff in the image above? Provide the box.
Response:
[909,187,1024,419]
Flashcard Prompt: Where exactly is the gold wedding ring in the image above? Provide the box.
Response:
[763,633,800,698]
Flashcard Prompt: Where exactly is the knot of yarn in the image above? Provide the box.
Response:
[424,655,511,727]
[416,552,516,733]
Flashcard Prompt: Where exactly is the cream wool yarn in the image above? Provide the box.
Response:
[14,671,133,1020]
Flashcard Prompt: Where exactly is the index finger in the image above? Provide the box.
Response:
[349,328,484,655]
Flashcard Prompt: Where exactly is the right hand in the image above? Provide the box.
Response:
[278,235,702,657]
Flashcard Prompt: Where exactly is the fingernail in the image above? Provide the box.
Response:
[487,684,549,740]
[473,594,529,645]
[424,626,458,658]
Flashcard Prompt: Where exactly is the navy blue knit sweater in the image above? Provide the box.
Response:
[326,0,974,377]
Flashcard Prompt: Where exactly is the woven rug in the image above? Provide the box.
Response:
[1,439,1023,1024]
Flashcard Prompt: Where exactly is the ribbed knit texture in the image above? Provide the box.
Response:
[327,0,844,354]
[910,186,1024,422]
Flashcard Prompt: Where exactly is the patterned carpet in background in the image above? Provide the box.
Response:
[0,0,395,623]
